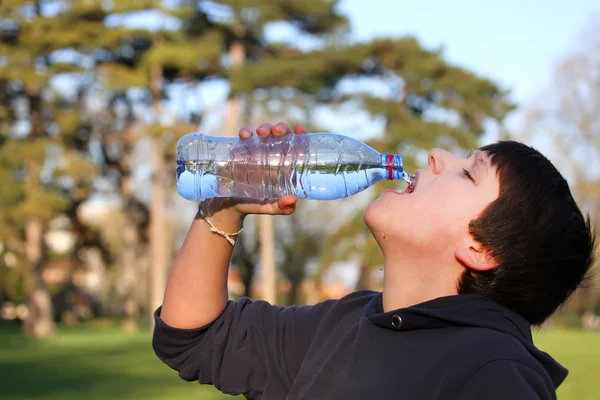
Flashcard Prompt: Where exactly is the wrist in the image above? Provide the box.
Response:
[208,209,245,231]
[196,204,244,230]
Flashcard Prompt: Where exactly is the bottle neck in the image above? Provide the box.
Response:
[381,154,405,180]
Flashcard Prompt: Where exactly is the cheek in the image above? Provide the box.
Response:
[410,187,475,238]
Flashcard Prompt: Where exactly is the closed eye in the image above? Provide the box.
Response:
[463,169,475,183]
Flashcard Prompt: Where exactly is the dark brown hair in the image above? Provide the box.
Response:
[457,140,596,325]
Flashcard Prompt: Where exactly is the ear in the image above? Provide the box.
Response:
[455,242,497,272]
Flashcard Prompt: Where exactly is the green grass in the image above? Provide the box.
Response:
[0,324,597,399]
[533,329,600,400]
[0,323,239,400]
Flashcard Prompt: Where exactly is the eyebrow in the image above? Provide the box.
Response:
[465,150,486,164]
[471,151,492,181]
[474,151,490,167]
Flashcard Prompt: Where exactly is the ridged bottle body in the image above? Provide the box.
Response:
[176,132,405,201]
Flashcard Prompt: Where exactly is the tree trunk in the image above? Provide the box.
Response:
[259,214,276,303]
[23,88,55,338]
[149,138,168,326]
[232,231,256,298]
[225,39,277,303]
[147,59,172,327]
[287,277,301,305]
[354,263,373,290]
[119,167,141,332]
[242,264,255,298]
[23,218,55,337]
[223,40,244,137]
[120,217,140,332]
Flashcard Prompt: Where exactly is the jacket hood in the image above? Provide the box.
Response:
[365,292,568,388]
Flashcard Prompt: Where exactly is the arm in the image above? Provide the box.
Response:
[152,297,336,396]
[457,360,556,400]
[159,122,305,329]
[154,123,322,396]
[158,208,242,329]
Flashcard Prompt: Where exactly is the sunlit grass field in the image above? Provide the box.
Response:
[0,323,597,399]
[532,329,600,400]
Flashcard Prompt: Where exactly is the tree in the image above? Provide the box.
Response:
[58,0,221,330]
[518,18,600,318]
[286,38,516,293]
[0,0,97,336]
[137,3,223,325]
[278,202,326,305]
[205,0,349,302]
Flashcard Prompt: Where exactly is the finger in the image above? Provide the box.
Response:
[294,124,307,134]
[272,122,292,136]
[239,126,253,139]
[256,123,273,137]
[253,198,295,215]
[235,195,297,216]
[277,195,298,214]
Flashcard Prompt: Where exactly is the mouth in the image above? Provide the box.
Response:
[405,170,419,194]
[388,171,418,196]
[384,171,419,196]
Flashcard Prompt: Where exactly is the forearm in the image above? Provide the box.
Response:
[159,123,300,329]
[159,210,244,329]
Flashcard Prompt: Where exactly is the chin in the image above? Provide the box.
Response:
[363,195,382,229]
[363,193,394,240]
[364,192,417,248]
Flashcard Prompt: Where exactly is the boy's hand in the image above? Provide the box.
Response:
[197,122,307,224]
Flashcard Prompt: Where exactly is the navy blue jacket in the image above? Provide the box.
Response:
[152,290,567,399]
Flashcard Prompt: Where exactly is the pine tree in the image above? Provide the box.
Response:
[204,0,349,302]
[136,2,224,324]
[0,0,97,336]
[519,21,600,317]
[301,38,516,293]
[227,35,515,293]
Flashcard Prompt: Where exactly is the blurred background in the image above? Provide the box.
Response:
[0,0,599,399]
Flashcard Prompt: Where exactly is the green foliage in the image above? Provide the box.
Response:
[54,149,97,181]
[0,255,30,303]
[142,31,224,75]
[0,0,517,323]
[13,188,69,222]
[217,0,348,34]
[1,138,48,165]
[54,111,82,138]
[69,0,157,18]
[229,45,366,95]
[97,63,149,89]
[277,38,515,281]
[143,121,197,140]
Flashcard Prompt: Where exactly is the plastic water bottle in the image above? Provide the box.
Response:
[175,132,415,201]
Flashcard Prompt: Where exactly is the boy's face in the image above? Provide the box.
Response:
[364,148,500,260]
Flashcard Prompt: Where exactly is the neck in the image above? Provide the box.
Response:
[380,249,462,312]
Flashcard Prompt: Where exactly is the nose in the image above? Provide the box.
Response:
[428,148,467,175]
[428,148,449,175]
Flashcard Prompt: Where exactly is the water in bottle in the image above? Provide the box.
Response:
[175,132,415,201]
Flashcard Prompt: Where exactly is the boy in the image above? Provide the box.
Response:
[152,122,595,399]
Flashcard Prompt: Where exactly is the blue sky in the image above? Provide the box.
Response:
[339,0,600,132]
